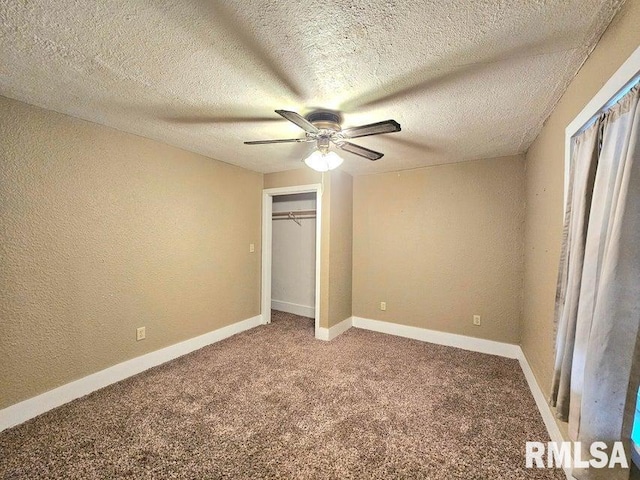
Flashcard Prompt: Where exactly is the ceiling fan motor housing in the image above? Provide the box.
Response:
[306,111,342,131]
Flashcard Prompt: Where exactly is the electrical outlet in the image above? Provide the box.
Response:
[380,302,387,311]
[249,243,255,253]
[473,315,481,326]
[136,326,146,341]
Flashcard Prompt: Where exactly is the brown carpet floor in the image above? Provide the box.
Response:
[1,311,564,479]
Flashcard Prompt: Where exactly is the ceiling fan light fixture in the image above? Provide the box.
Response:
[304,150,343,172]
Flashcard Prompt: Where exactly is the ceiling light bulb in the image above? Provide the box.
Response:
[304,151,344,172]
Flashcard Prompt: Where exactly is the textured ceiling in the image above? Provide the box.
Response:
[0,0,625,174]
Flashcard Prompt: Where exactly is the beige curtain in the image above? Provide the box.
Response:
[550,121,600,421]
[553,85,640,480]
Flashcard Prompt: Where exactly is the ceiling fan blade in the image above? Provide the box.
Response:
[275,110,319,134]
[165,115,283,125]
[334,141,384,161]
[341,120,401,139]
[244,138,314,145]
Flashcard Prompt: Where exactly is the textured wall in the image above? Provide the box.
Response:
[0,96,262,409]
[353,156,525,344]
[272,194,317,314]
[327,170,353,327]
[521,0,640,396]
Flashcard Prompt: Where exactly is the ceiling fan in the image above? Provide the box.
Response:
[244,110,401,171]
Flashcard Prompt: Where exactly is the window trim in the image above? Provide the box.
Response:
[564,45,640,215]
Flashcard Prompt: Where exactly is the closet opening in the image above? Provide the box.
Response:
[261,184,322,339]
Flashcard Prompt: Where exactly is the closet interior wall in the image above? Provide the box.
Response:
[271,193,317,319]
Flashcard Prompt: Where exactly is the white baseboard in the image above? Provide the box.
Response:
[271,300,315,318]
[0,314,262,432]
[351,316,521,358]
[516,351,565,443]
[316,316,353,341]
[517,350,574,480]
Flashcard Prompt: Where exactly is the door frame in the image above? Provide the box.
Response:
[261,183,322,338]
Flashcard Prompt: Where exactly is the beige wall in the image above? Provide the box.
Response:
[327,170,353,327]
[263,168,324,191]
[264,168,353,328]
[0,96,262,409]
[521,0,640,397]
[353,155,525,344]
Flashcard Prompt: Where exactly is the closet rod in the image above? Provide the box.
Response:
[272,209,316,217]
